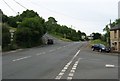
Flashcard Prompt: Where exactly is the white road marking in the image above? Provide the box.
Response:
[63,46,66,47]
[36,53,42,56]
[5,49,23,54]
[63,67,68,70]
[70,70,75,73]
[49,49,55,52]
[55,76,62,79]
[105,64,115,68]
[71,50,81,62]
[10,51,17,53]
[42,52,46,54]
[69,73,74,76]
[17,49,23,51]
[61,69,66,72]
[12,56,31,62]
[67,58,80,80]
[67,77,72,80]
[58,47,62,49]
[58,72,64,76]
[55,50,81,80]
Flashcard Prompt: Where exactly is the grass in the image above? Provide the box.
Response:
[90,39,107,46]
[49,33,72,42]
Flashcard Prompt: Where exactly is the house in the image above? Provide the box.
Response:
[110,24,120,52]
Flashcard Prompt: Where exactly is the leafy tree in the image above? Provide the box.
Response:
[15,27,32,47]
[92,32,101,40]
[77,30,82,40]
[7,16,17,27]
[103,25,110,45]
[2,23,11,48]
[46,17,57,32]
[48,17,57,24]
[19,16,46,36]
[19,9,39,21]
[15,16,46,47]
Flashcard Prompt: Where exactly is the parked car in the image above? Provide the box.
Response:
[47,39,54,44]
[91,44,111,53]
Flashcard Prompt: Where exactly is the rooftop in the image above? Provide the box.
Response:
[110,24,120,30]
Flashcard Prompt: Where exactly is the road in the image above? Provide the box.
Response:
[2,39,118,80]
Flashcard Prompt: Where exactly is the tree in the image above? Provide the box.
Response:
[15,27,32,47]
[46,17,58,32]
[77,30,82,40]
[2,23,11,48]
[7,16,17,27]
[103,25,110,45]
[19,17,46,36]
[19,9,39,21]
[16,16,46,47]
[92,32,101,40]
[48,17,57,24]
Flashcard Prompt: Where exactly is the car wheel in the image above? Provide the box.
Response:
[92,48,95,51]
[107,51,110,53]
[99,49,102,52]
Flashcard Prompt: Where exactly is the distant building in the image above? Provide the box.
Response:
[110,24,120,52]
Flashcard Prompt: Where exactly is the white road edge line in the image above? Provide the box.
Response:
[55,50,80,80]
[5,49,23,54]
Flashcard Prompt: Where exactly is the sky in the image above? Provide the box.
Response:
[0,0,119,35]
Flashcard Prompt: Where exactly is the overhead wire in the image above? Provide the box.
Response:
[12,0,27,10]
[2,0,17,15]
[28,0,82,22]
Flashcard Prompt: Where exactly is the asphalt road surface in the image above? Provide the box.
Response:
[2,40,118,80]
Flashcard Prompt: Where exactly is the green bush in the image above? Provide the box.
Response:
[2,23,11,49]
[15,27,33,48]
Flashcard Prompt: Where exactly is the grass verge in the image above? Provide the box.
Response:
[49,33,72,42]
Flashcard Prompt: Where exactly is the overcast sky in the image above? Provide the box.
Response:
[0,0,119,35]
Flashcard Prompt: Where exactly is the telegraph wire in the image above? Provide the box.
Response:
[2,0,17,14]
[28,0,82,22]
[13,0,27,10]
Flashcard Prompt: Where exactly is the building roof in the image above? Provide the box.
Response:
[110,24,120,31]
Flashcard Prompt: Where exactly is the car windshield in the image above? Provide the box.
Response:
[100,44,105,48]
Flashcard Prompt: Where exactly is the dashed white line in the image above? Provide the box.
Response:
[49,49,55,52]
[67,77,72,80]
[57,47,62,49]
[55,50,80,80]
[67,58,80,80]
[36,53,42,56]
[12,56,31,62]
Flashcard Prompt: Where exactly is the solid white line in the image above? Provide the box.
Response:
[71,50,80,62]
